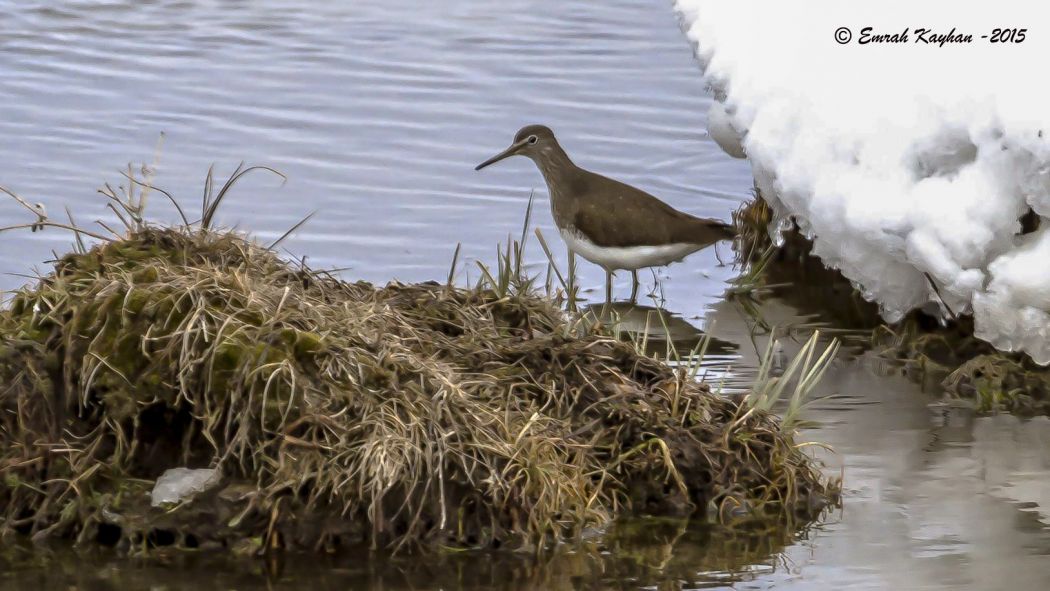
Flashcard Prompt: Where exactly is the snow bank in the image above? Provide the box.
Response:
[675,0,1050,363]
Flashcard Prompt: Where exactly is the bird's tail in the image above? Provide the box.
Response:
[686,217,737,246]
[710,219,736,241]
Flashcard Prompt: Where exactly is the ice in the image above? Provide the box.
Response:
[150,467,220,507]
[674,0,1050,363]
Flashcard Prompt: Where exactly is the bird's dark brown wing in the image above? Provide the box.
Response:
[569,172,733,248]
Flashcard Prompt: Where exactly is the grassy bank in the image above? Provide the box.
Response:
[0,175,837,554]
[734,194,1050,416]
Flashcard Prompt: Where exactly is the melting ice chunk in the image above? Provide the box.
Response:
[150,467,220,507]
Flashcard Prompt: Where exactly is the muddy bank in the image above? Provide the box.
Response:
[0,224,835,554]
[735,196,1050,416]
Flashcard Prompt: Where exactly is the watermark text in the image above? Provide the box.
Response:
[834,27,1027,46]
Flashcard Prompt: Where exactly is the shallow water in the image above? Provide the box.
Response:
[2,1,1050,589]
[705,295,1050,591]
[0,0,745,309]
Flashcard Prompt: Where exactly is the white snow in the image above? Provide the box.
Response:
[675,0,1050,363]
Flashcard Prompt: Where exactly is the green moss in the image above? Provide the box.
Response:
[133,266,160,284]
[3,472,20,489]
[277,327,298,347]
[213,341,245,373]
[125,289,151,315]
[293,331,324,358]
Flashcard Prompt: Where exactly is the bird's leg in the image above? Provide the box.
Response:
[630,270,639,302]
[567,247,577,312]
[31,203,47,232]
[605,270,613,304]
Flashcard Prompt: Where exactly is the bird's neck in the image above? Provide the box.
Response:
[528,143,581,231]
[529,142,577,199]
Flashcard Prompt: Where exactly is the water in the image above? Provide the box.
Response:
[1,1,1049,589]
[704,296,1050,590]
[0,0,745,309]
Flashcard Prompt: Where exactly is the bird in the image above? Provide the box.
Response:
[475,124,734,302]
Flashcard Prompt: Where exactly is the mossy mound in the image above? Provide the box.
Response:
[0,227,833,553]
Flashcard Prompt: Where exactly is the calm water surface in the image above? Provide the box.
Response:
[0,0,743,306]
[1,1,1049,589]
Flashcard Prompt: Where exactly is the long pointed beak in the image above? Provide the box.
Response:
[475,139,528,171]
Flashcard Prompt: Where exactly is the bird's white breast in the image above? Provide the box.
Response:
[559,228,703,271]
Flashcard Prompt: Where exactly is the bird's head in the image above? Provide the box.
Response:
[475,124,558,171]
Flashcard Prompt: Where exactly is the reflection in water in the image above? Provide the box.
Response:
[582,301,737,356]
[0,518,803,591]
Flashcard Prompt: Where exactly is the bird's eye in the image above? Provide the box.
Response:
[527,135,538,144]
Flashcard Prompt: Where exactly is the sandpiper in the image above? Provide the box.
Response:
[475,124,734,302]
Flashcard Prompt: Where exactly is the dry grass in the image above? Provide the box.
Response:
[0,169,836,554]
